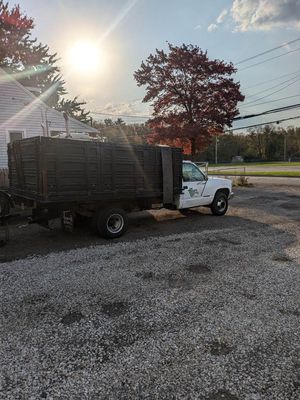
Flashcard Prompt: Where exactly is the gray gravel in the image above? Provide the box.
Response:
[0,185,300,399]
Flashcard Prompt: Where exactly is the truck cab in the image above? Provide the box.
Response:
[176,161,233,215]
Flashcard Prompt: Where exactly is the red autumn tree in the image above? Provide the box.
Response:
[134,43,244,155]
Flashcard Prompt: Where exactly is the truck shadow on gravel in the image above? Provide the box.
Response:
[0,209,263,262]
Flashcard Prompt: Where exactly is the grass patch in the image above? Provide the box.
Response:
[209,171,300,177]
[208,162,300,168]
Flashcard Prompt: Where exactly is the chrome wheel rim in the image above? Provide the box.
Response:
[217,198,226,212]
[106,214,124,234]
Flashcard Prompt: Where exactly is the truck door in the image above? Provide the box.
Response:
[181,162,208,208]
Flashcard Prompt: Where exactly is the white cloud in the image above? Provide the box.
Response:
[95,100,151,119]
[231,0,300,31]
[194,24,202,30]
[207,8,228,32]
[216,9,228,24]
[207,23,218,32]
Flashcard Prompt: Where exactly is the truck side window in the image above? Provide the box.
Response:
[183,163,205,182]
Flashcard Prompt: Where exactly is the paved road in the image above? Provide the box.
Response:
[209,164,300,173]
[1,182,300,399]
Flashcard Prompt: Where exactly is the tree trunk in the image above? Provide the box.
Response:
[190,138,196,157]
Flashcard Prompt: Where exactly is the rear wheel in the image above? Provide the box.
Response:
[210,192,228,216]
[95,208,128,238]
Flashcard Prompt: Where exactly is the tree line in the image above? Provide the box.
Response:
[197,125,300,163]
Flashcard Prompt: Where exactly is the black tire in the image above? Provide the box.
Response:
[0,193,10,216]
[210,192,228,216]
[95,208,128,238]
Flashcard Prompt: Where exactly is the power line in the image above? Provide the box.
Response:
[242,69,300,90]
[236,37,300,65]
[234,103,300,121]
[92,102,300,122]
[227,115,300,132]
[239,46,300,71]
[245,73,300,99]
[242,75,300,106]
[239,94,300,109]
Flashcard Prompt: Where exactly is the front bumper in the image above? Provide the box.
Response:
[228,191,234,200]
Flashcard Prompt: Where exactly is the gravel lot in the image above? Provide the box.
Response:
[1,179,300,399]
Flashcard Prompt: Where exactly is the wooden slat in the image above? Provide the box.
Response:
[161,147,174,204]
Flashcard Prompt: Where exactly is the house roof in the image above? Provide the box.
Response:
[0,67,99,133]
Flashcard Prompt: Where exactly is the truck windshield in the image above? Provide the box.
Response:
[182,163,205,182]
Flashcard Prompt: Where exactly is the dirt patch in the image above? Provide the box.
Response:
[278,309,300,317]
[221,238,242,245]
[254,196,281,201]
[204,237,241,246]
[207,390,239,400]
[135,271,192,289]
[61,311,84,325]
[166,237,181,243]
[272,254,292,262]
[135,271,154,280]
[208,340,233,356]
[241,291,256,300]
[167,273,191,289]
[22,293,49,305]
[97,320,155,362]
[279,202,300,210]
[187,264,211,274]
[101,301,128,317]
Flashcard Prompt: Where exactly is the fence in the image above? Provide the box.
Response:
[0,169,9,188]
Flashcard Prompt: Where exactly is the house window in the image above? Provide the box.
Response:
[8,130,24,143]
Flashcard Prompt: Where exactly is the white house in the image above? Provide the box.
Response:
[0,67,99,168]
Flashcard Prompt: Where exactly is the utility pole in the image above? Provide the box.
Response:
[63,112,71,138]
[215,136,218,165]
[283,132,287,162]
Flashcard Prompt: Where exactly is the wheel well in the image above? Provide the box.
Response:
[216,188,230,198]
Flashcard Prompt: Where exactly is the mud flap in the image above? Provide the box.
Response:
[62,210,74,232]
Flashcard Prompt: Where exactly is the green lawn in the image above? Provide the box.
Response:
[209,171,300,177]
[208,162,300,168]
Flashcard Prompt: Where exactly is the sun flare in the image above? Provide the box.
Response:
[68,41,101,73]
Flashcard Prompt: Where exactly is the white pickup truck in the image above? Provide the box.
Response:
[177,161,233,215]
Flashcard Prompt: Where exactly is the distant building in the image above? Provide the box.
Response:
[0,68,99,168]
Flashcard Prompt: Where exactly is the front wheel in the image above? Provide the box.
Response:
[95,208,128,238]
[210,192,228,216]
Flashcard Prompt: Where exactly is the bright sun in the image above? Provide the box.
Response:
[68,41,101,73]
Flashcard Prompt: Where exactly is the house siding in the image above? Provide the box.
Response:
[0,70,98,168]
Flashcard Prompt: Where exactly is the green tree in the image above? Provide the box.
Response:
[0,1,91,121]
[55,97,92,124]
[0,1,65,106]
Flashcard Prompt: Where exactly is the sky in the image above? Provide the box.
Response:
[16,0,300,129]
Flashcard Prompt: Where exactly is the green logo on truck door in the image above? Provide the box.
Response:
[188,188,199,197]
